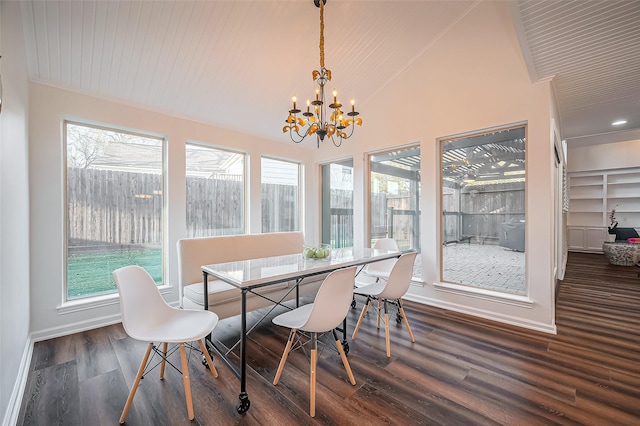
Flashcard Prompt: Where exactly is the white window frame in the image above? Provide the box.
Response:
[61,120,167,309]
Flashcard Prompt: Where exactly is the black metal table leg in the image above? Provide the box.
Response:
[203,271,213,351]
[341,317,349,354]
[237,289,251,414]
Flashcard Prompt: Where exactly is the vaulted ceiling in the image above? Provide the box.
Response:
[19,0,640,148]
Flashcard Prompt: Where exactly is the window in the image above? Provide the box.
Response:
[186,143,245,237]
[440,124,526,295]
[368,145,421,279]
[65,122,164,300]
[321,160,354,248]
[261,157,301,233]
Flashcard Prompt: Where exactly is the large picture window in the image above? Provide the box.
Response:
[65,122,164,300]
[440,124,526,294]
[186,143,245,237]
[261,157,301,233]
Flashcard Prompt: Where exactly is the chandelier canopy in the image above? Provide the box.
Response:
[283,0,362,148]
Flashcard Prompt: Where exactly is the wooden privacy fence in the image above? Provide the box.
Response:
[261,183,298,232]
[443,182,525,243]
[68,168,163,250]
[187,176,244,237]
[68,168,427,251]
[68,168,299,250]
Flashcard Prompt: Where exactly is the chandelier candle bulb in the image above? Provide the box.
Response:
[351,99,355,113]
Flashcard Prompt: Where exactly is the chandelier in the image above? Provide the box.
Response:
[283,0,362,148]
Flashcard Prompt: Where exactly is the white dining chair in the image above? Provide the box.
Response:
[351,251,417,358]
[271,266,357,417]
[354,238,399,288]
[112,265,219,423]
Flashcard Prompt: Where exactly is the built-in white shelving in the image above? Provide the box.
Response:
[567,168,640,252]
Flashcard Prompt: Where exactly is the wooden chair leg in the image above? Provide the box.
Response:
[179,343,194,420]
[335,339,356,385]
[310,333,317,417]
[273,329,296,385]
[398,300,415,343]
[198,339,219,378]
[160,342,168,379]
[384,299,391,358]
[377,298,382,329]
[120,342,154,424]
[351,297,370,340]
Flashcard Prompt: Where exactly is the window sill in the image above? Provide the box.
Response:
[57,285,174,315]
[433,281,532,308]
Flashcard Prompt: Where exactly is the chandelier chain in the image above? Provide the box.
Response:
[319,0,325,68]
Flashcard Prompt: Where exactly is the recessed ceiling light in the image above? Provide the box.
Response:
[612,120,627,126]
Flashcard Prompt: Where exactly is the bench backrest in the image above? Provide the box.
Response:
[177,231,305,290]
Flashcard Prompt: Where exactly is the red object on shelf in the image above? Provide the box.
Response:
[627,238,640,243]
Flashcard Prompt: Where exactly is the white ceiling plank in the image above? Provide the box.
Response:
[97,1,119,95]
[69,1,84,89]
[32,0,50,80]
[79,0,96,92]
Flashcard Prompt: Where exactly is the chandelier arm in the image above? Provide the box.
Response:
[288,128,308,144]
[329,134,343,148]
[341,122,357,139]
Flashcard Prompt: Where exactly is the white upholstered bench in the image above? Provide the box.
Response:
[177,232,324,320]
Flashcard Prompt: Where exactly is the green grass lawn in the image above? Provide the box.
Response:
[67,249,162,299]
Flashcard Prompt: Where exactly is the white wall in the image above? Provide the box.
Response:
[567,138,640,172]
[1,1,32,424]
[313,1,557,332]
[28,83,315,339]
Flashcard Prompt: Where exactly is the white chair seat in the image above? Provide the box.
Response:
[352,281,386,296]
[272,304,313,330]
[354,273,381,288]
[136,308,218,343]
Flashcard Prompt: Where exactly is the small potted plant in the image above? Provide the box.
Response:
[607,204,618,242]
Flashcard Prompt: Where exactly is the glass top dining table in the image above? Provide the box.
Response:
[202,246,402,291]
[200,246,405,414]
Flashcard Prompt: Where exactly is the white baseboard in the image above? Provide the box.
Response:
[2,335,34,426]
[31,313,123,343]
[403,294,557,335]
[33,300,180,343]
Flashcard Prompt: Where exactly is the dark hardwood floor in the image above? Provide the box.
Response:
[18,252,640,425]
